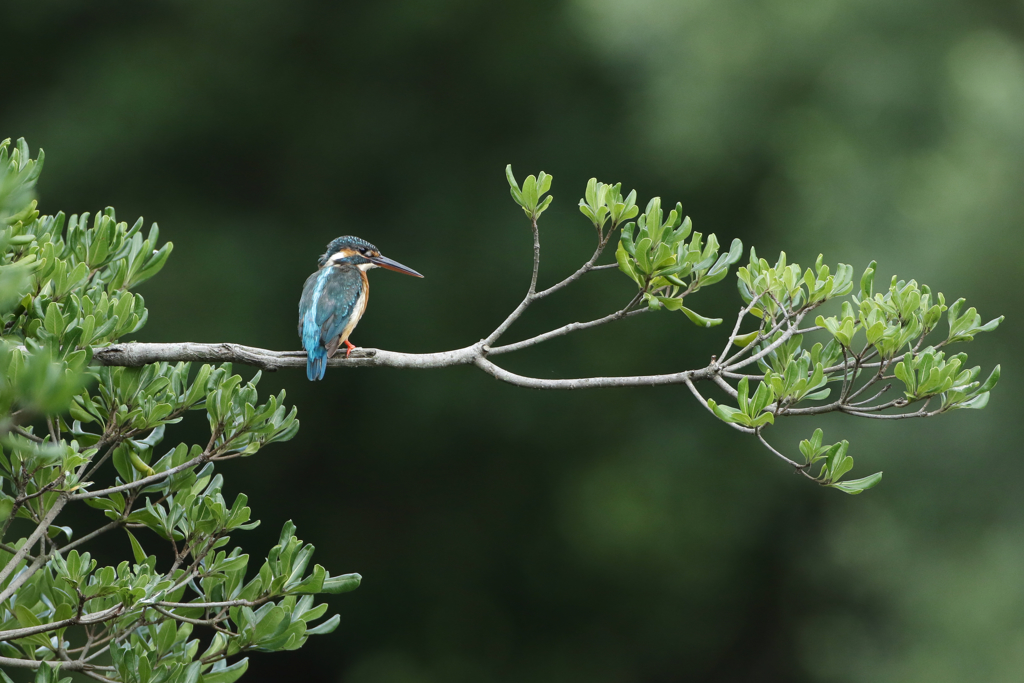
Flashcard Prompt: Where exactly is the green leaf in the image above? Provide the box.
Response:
[859,260,877,300]
[799,428,825,464]
[830,472,883,495]
[0,498,14,526]
[506,165,523,206]
[957,392,990,409]
[823,441,853,483]
[505,164,518,191]
[254,605,287,642]
[536,194,554,218]
[615,242,642,286]
[130,242,174,286]
[287,564,327,594]
[321,572,362,594]
[707,399,745,425]
[305,614,341,636]
[201,658,249,683]
[634,237,653,273]
[13,605,52,649]
[975,364,1000,395]
[679,306,722,328]
[731,330,760,348]
[655,296,683,311]
[13,604,43,627]
[749,381,775,417]
[126,530,147,565]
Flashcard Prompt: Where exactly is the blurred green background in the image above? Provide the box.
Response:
[2,1,1021,681]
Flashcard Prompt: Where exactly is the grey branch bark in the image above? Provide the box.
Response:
[0,494,67,600]
[0,605,122,642]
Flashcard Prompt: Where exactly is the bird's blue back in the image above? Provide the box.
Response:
[298,265,366,381]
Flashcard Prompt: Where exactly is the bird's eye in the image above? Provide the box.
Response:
[359,248,368,255]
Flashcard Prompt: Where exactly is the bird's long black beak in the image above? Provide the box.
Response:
[371,254,424,278]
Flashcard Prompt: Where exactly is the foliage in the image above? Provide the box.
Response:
[507,166,1002,493]
[0,138,357,681]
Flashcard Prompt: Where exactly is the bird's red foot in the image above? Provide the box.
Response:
[344,339,357,358]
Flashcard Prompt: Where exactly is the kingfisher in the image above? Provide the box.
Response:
[299,236,423,381]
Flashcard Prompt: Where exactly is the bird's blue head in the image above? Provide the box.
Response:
[317,236,423,278]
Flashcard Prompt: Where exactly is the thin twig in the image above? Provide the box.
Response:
[534,229,618,300]
[150,605,236,634]
[0,494,68,598]
[755,429,815,479]
[719,292,766,361]
[153,597,272,609]
[487,296,644,355]
[58,519,124,555]
[80,671,120,683]
[0,605,122,642]
[840,407,935,419]
[485,217,542,345]
[10,425,43,443]
[0,656,86,671]
[851,385,892,405]
[683,376,755,434]
[711,374,739,398]
[17,474,67,504]
[72,451,211,501]
[724,312,808,371]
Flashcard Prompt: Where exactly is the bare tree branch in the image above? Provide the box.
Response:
[719,293,766,361]
[150,604,235,633]
[755,429,814,478]
[72,450,212,501]
[153,597,273,609]
[0,656,89,671]
[0,494,67,598]
[58,520,124,555]
[487,296,644,356]
[533,229,618,300]
[0,552,49,608]
[683,376,755,434]
[0,604,122,642]
[485,217,543,345]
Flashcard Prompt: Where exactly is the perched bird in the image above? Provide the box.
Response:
[299,236,423,381]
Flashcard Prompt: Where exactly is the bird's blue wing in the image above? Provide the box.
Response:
[317,267,365,348]
[298,270,320,337]
[298,266,364,380]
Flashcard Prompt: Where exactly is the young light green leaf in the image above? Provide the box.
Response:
[830,472,883,495]
[680,306,723,328]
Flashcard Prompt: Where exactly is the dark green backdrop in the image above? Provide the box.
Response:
[2,2,1021,681]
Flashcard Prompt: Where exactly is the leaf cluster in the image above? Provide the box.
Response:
[616,196,742,326]
[798,429,881,494]
[0,138,349,681]
[498,168,1002,495]
[701,249,1002,492]
[505,165,554,222]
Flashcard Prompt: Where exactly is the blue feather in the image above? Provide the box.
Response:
[301,269,332,381]
[306,346,327,381]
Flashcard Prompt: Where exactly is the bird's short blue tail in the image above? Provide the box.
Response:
[306,346,327,381]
